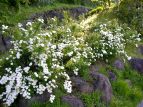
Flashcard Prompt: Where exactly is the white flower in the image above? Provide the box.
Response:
[136,38,141,41]
[34,72,38,77]
[102,50,107,54]
[127,56,132,60]
[16,52,21,59]
[2,25,8,30]
[38,18,44,23]
[23,67,30,73]
[73,68,79,75]
[40,43,45,47]
[67,51,73,57]
[64,80,72,93]
[18,23,22,28]
[26,22,32,26]
[29,62,32,66]
[49,94,55,103]
[0,76,9,84]
[74,71,78,75]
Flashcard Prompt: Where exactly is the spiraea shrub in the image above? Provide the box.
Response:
[86,19,141,62]
[0,17,141,106]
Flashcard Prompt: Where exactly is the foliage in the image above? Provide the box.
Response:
[57,0,94,6]
[110,67,143,107]
[87,6,104,16]
[0,0,56,10]
[92,0,111,8]
[117,0,143,34]
[80,92,106,107]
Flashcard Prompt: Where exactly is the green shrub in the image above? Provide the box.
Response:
[117,0,143,34]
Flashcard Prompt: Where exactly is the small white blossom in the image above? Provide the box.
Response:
[34,72,38,77]
[16,52,21,59]
[49,94,55,103]
[38,18,44,23]
[23,67,30,73]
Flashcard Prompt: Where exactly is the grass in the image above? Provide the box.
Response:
[0,3,91,26]
[31,90,69,107]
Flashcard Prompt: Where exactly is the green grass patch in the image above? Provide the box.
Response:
[0,3,87,26]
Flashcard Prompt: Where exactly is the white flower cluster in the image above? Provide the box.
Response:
[0,18,94,106]
[2,25,8,33]
[92,23,141,61]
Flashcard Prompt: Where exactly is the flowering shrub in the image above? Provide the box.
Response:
[0,18,141,106]
[0,18,94,106]
[86,20,141,62]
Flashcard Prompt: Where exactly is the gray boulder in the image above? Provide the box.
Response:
[0,35,6,52]
[0,33,12,52]
[138,45,143,55]
[137,100,143,107]
[113,59,124,70]
[71,77,94,93]
[90,71,113,104]
[129,58,143,74]
[62,95,84,107]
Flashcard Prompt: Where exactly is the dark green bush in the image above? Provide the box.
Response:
[117,0,143,34]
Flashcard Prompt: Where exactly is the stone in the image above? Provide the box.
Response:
[69,7,90,19]
[4,36,12,50]
[0,35,6,52]
[18,91,50,107]
[62,95,84,107]
[108,71,116,81]
[113,59,124,70]
[90,71,113,104]
[0,33,12,52]
[137,100,143,107]
[28,7,90,23]
[129,58,143,74]
[71,77,94,93]
[138,45,143,55]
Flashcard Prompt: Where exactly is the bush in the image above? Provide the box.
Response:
[86,20,141,62]
[0,17,94,106]
[117,0,143,34]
